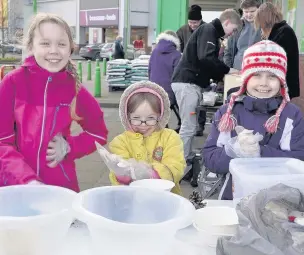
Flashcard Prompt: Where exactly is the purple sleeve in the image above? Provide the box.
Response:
[203,107,233,174]
[261,108,304,160]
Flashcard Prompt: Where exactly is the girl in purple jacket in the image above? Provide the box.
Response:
[203,40,304,200]
[0,13,108,191]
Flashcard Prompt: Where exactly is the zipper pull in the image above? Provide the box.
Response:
[48,76,52,82]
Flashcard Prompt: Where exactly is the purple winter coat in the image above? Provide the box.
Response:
[149,33,181,105]
[203,96,304,200]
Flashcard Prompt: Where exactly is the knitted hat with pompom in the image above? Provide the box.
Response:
[218,40,289,134]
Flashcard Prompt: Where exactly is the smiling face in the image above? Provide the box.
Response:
[188,20,201,31]
[129,100,160,137]
[30,22,71,72]
[246,71,281,98]
[243,6,258,23]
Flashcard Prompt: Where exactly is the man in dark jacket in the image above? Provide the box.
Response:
[113,36,124,59]
[177,5,205,53]
[171,9,241,162]
[177,5,205,136]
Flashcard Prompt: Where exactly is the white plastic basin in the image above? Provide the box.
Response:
[73,186,195,255]
[0,185,76,255]
[130,179,175,191]
[230,158,304,204]
[193,206,239,247]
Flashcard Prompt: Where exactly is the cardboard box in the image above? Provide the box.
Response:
[223,74,242,102]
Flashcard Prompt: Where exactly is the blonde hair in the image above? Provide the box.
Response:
[219,9,243,28]
[127,93,161,115]
[25,13,81,120]
[254,2,283,37]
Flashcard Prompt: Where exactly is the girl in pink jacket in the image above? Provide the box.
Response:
[0,13,108,192]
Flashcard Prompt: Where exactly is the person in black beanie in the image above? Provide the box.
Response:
[175,5,205,136]
[177,5,205,53]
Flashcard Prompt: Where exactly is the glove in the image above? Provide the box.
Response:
[95,142,155,180]
[46,134,70,168]
[125,159,155,180]
[225,126,263,158]
[95,142,133,178]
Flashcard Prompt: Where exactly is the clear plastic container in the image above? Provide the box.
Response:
[230,158,304,203]
[73,186,195,255]
[0,185,76,255]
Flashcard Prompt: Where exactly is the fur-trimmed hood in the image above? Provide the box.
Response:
[119,81,171,131]
[156,33,180,51]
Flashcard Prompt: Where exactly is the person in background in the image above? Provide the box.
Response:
[133,35,144,49]
[224,0,262,70]
[203,41,304,200]
[254,2,300,99]
[113,36,124,59]
[176,5,205,136]
[97,81,186,195]
[0,13,108,191]
[148,30,182,132]
[177,5,205,53]
[171,9,242,165]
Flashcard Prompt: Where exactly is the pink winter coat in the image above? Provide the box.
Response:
[0,56,108,192]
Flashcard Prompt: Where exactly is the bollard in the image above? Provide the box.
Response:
[96,58,100,68]
[109,54,112,61]
[77,61,82,83]
[87,60,92,80]
[94,64,101,97]
[102,58,107,76]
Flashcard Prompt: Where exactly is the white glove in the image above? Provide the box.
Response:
[126,160,154,180]
[225,126,263,158]
[95,142,154,180]
[46,134,70,168]
[95,142,133,178]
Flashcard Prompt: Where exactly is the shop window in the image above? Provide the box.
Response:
[105,28,119,43]
[130,27,147,49]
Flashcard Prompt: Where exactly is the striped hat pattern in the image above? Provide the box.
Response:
[218,40,289,134]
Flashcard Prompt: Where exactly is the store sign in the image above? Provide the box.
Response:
[80,8,119,26]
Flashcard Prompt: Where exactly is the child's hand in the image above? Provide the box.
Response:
[95,142,133,177]
[128,160,154,180]
[46,134,70,168]
[225,126,263,158]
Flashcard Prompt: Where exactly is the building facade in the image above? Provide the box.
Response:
[77,0,157,51]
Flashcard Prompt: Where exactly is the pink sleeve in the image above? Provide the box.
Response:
[0,74,38,185]
[66,87,108,160]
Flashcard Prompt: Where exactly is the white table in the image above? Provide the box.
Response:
[59,200,233,255]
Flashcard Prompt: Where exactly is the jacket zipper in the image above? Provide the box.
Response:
[36,76,52,177]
